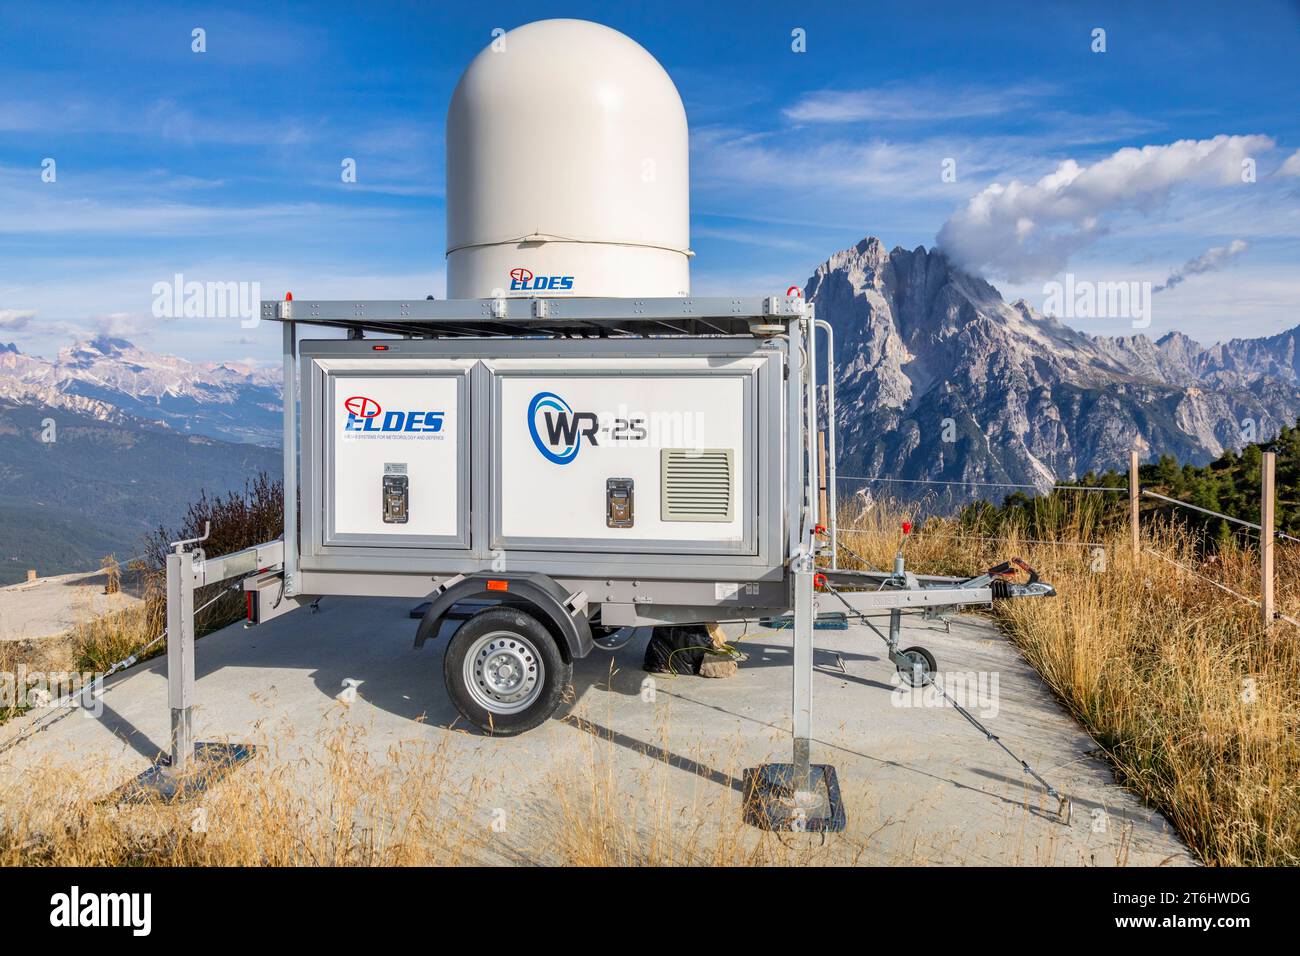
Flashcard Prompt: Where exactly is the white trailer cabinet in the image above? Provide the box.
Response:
[298,337,787,588]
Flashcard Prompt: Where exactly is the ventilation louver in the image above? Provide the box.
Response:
[661,448,734,522]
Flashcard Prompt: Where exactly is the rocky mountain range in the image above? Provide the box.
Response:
[0,336,281,445]
[807,237,1300,504]
[0,337,281,584]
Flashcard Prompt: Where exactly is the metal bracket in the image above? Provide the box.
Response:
[762,295,806,317]
[565,590,589,615]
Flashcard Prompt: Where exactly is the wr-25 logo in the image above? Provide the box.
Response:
[528,391,645,464]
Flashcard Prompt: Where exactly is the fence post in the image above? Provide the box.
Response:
[1261,451,1276,630]
[1129,450,1141,562]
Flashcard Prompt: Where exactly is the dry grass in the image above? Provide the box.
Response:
[0,712,869,867]
[837,496,1300,866]
[0,723,483,866]
[540,713,872,866]
[2,490,1296,865]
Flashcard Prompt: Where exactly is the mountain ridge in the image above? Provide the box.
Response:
[807,236,1300,502]
[0,336,281,445]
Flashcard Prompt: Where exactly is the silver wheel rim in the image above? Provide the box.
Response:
[463,629,545,715]
[898,651,932,687]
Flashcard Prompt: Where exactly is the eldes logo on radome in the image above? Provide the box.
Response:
[509,267,574,292]
[344,396,444,434]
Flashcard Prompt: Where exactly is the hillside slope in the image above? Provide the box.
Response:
[0,401,280,585]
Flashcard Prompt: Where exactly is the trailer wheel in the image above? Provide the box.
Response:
[896,646,937,688]
[443,607,572,735]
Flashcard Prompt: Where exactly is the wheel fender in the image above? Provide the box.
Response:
[414,571,593,660]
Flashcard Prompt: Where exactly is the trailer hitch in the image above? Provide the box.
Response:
[964,557,1056,600]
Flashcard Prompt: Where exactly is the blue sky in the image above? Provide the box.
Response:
[1,0,1298,364]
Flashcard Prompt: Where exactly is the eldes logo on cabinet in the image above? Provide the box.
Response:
[343,396,445,437]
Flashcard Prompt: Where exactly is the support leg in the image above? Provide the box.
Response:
[282,320,298,598]
[165,550,195,774]
[791,561,814,794]
[741,555,844,832]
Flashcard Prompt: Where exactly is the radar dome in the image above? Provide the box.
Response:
[445,19,691,299]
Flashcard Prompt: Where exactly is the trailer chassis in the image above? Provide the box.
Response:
[150,294,1055,830]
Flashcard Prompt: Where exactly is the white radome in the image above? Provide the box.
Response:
[446,19,691,299]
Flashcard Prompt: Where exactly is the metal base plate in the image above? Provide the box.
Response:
[111,742,257,805]
[742,763,846,832]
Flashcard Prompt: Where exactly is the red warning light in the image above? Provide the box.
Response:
[285,292,293,301]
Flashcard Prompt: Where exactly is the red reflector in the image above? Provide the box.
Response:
[246,592,254,621]
[486,580,508,592]
[371,344,389,351]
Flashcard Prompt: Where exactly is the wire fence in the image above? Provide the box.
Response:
[836,525,1105,550]
[835,459,1298,632]
[1142,547,1265,608]
[837,473,1126,493]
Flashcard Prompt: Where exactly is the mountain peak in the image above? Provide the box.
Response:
[87,335,134,355]
[805,234,1300,498]
[854,235,887,256]
[0,342,18,355]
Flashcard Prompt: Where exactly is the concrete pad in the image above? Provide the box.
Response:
[0,596,1195,865]
[0,568,143,642]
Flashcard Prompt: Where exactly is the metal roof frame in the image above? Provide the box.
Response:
[260,294,807,338]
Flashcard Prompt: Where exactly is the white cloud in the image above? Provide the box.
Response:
[691,125,1037,202]
[90,312,153,340]
[1154,239,1249,294]
[936,135,1274,281]
[0,309,37,330]
[1278,149,1300,177]
[785,82,1052,124]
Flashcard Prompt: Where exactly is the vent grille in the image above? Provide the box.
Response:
[661,449,734,523]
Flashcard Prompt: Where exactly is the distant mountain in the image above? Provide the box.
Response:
[0,336,281,446]
[0,400,280,585]
[807,237,1300,504]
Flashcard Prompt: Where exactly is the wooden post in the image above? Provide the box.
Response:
[817,430,829,526]
[1129,451,1141,562]
[1261,451,1276,629]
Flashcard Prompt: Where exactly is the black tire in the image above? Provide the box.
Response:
[443,607,572,735]
[896,645,938,687]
